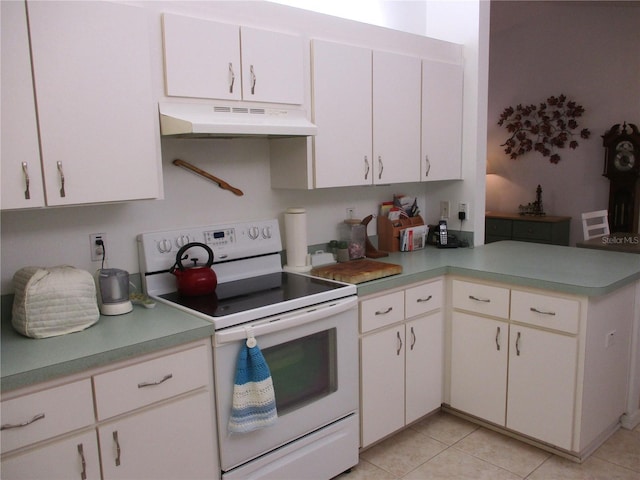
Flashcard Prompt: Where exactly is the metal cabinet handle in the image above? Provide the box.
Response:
[530,307,556,316]
[515,331,521,356]
[1,413,45,430]
[57,161,66,197]
[425,155,431,177]
[364,155,370,180]
[77,443,87,480]
[417,295,433,303]
[375,306,393,315]
[378,155,383,179]
[396,330,403,356]
[410,326,416,351]
[495,326,501,351]
[113,431,121,466]
[21,162,31,199]
[138,373,173,388]
[469,295,490,303]
[228,62,235,93]
[250,64,256,95]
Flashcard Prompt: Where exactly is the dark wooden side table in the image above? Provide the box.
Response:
[485,211,571,246]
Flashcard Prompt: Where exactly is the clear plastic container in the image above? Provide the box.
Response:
[342,219,366,260]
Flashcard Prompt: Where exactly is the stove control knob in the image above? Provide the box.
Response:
[248,226,260,239]
[175,234,190,248]
[262,226,272,239]
[157,238,172,253]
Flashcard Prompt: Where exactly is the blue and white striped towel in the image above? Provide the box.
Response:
[228,339,278,433]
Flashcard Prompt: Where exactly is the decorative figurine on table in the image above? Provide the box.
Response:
[518,185,546,216]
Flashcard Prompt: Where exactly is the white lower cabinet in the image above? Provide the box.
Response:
[360,279,443,448]
[448,277,634,456]
[0,340,217,479]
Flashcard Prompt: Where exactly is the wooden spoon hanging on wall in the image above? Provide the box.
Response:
[173,159,244,196]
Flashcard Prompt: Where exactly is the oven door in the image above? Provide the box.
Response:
[213,296,358,472]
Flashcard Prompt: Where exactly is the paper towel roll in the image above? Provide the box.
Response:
[284,207,311,272]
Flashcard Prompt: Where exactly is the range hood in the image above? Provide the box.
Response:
[159,102,317,138]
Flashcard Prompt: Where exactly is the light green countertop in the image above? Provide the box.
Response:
[3,241,639,393]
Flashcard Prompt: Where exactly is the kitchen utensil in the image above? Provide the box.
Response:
[170,242,217,296]
[96,268,133,315]
[173,159,244,196]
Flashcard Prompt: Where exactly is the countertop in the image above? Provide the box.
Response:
[3,240,640,393]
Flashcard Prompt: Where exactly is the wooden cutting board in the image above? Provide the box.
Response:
[311,259,402,284]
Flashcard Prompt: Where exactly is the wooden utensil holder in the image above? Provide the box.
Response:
[377,215,425,252]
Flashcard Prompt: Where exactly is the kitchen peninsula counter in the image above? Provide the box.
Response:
[3,240,640,392]
[357,240,640,297]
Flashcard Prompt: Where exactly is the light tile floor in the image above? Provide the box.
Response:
[342,412,640,479]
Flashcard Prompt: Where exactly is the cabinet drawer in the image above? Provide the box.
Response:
[511,291,580,334]
[452,280,510,318]
[485,218,512,237]
[512,221,551,242]
[1,379,94,453]
[405,280,443,318]
[360,291,404,333]
[93,345,210,420]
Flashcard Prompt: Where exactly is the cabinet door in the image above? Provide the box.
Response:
[27,1,160,206]
[312,40,372,188]
[241,27,304,105]
[360,327,405,447]
[507,325,577,450]
[98,392,217,480]
[162,14,241,100]
[1,0,45,209]
[1,430,101,480]
[450,312,507,426]
[406,312,443,424]
[372,51,422,184]
[421,59,463,181]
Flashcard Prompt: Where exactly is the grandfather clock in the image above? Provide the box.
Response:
[602,122,640,233]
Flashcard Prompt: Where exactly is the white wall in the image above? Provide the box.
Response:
[486,1,640,245]
[1,0,487,294]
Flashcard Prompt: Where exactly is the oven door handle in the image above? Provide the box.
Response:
[215,296,357,345]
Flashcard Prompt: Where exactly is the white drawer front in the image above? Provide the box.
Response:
[93,345,210,420]
[405,279,443,318]
[452,280,510,318]
[511,290,580,334]
[360,291,405,333]
[1,379,94,453]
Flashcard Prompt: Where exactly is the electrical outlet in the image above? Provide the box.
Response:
[459,202,469,216]
[346,207,355,218]
[440,201,450,219]
[605,330,616,348]
[90,233,106,262]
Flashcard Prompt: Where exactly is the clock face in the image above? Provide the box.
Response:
[614,140,636,171]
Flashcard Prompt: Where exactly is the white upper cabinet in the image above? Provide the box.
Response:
[312,40,372,187]
[421,59,464,181]
[163,14,304,105]
[372,51,422,184]
[1,1,161,209]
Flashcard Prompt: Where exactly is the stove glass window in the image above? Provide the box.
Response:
[263,328,337,415]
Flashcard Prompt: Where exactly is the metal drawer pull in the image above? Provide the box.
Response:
[22,162,31,199]
[375,307,393,315]
[495,326,501,351]
[410,326,416,350]
[425,155,431,176]
[228,62,235,93]
[515,331,521,356]
[1,413,45,430]
[57,161,66,197]
[78,443,87,480]
[378,156,384,179]
[530,307,556,316]
[417,295,433,303]
[138,373,173,388]
[364,156,370,180]
[113,431,121,466]
[396,331,403,356]
[250,65,256,94]
[469,295,491,303]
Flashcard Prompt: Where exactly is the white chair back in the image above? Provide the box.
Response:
[581,210,610,240]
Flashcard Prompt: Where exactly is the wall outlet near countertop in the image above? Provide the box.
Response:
[605,330,616,348]
[90,233,106,262]
[440,200,450,219]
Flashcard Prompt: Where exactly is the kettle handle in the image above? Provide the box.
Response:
[174,242,214,271]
